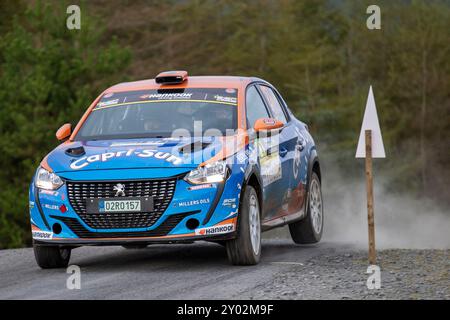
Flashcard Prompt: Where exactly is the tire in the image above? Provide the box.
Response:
[289,172,323,244]
[225,186,261,265]
[33,244,71,269]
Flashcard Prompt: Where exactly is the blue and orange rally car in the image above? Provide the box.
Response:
[30,71,323,267]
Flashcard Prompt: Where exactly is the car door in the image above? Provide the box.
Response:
[258,85,301,221]
[245,85,282,220]
[274,89,310,220]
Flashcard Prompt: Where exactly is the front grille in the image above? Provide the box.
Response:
[51,211,199,238]
[66,178,177,229]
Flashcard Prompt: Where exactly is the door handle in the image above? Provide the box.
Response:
[279,147,288,157]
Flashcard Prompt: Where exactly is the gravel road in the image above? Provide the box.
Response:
[247,248,449,300]
[0,238,448,300]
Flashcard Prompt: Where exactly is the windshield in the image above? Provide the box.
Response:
[74,88,238,140]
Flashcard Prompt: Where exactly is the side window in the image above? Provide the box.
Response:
[245,86,270,128]
[258,85,288,124]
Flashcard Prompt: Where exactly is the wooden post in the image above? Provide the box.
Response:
[365,130,376,264]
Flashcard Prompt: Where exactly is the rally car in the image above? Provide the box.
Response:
[30,71,323,267]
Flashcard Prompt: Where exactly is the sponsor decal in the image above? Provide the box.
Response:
[32,230,53,240]
[257,139,282,187]
[69,149,183,170]
[188,184,216,191]
[214,95,237,104]
[225,210,238,219]
[95,89,237,112]
[140,93,193,100]
[175,198,210,207]
[260,155,282,186]
[263,118,276,125]
[110,141,168,147]
[195,223,235,236]
[222,198,237,209]
[39,190,59,196]
[293,141,302,179]
[43,204,60,210]
[97,99,119,108]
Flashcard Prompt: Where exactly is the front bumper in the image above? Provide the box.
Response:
[29,166,244,245]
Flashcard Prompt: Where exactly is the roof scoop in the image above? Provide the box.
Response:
[155,70,188,85]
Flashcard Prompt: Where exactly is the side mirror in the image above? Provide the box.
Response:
[253,118,284,133]
[56,123,72,141]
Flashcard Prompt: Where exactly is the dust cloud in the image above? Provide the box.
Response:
[264,161,450,249]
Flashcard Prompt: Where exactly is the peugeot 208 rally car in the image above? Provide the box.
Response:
[30,71,323,267]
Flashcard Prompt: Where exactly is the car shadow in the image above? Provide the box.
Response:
[69,240,324,271]
[71,242,228,270]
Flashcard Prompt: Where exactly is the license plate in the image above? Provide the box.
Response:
[86,197,153,214]
[100,199,141,213]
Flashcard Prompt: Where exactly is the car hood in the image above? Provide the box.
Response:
[46,137,225,174]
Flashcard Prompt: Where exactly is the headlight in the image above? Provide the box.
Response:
[35,167,64,190]
[185,160,228,184]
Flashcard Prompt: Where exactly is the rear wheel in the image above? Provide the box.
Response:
[33,244,71,269]
[225,186,261,265]
[289,172,323,244]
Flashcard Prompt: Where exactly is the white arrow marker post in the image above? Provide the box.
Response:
[356,86,385,264]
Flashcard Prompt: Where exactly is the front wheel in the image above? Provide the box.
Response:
[289,172,323,244]
[225,186,261,265]
[33,244,71,269]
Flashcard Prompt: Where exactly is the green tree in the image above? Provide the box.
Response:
[0,1,131,248]
[329,1,450,200]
